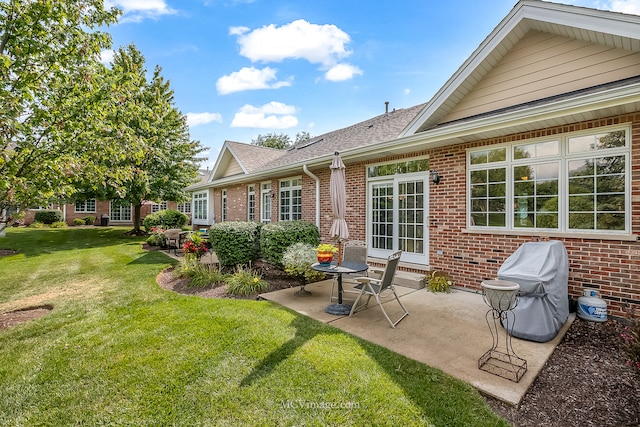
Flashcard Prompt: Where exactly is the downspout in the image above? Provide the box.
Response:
[302,164,320,228]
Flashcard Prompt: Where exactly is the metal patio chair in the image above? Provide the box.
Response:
[348,250,409,328]
[329,240,368,302]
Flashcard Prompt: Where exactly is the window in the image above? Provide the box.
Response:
[367,159,430,264]
[248,185,256,221]
[75,199,96,213]
[177,203,191,214]
[261,182,272,223]
[193,192,208,222]
[110,200,132,222]
[468,127,630,234]
[221,189,227,222]
[151,201,167,213]
[279,178,302,221]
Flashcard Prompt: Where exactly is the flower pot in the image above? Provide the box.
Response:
[317,252,333,266]
[481,280,520,311]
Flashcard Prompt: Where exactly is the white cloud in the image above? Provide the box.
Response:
[233,19,356,71]
[404,88,411,95]
[105,0,177,23]
[231,102,298,129]
[186,112,223,127]
[216,67,292,95]
[100,49,115,64]
[324,63,363,82]
[606,0,640,14]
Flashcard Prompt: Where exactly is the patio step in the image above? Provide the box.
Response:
[394,271,426,289]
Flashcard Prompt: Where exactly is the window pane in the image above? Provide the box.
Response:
[569,194,594,211]
[596,213,625,230]
[569,213,594,230]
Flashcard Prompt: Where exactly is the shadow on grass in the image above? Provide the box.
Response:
[0,227,144,258]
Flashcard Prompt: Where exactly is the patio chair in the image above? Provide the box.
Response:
[330,240,368,302]
[164,228,182,255]
[348,250,409,328]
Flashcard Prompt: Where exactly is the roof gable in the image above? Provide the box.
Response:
[403,0,640,135]
[210,140,286,181]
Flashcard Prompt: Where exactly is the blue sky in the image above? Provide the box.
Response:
[102,0,640,168]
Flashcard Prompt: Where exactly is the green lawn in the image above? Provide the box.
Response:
[0,227,508,426]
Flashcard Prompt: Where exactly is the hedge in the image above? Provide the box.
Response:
[208,221,262,268]
[259,221,320,267]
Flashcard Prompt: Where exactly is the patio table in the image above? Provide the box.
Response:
[312,260,368,315]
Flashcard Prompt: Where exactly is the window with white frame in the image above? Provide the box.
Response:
[110,200,132,222]
[367,158,430,264]
[193,192,208,222]
[468,126,630,234]
[221,189,227,222]
[261,182,272,223]
[279,178,302,221]
[248,185,256,221]
[177,202,191,214]
[151,201,167,213]
[75,199,96,213]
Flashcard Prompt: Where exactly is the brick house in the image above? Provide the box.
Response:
[189,0,640,318]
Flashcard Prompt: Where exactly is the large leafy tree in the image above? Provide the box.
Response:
[0,0,120,232]
[99,45,205,234]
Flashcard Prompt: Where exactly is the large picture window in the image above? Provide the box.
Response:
[75,199,96,213]
[279,178,302,221]
[468,127,630,234]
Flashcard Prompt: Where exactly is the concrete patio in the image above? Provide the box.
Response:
[259,279,574,406]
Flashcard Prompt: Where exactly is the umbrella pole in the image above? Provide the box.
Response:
[337,240,342,266]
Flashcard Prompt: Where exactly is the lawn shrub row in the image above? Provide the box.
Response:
[208,220,320,268]
[143,209,189,231]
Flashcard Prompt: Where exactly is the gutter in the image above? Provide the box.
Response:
[302,164,320,228]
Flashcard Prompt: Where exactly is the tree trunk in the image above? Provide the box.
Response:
[132,203,142,234]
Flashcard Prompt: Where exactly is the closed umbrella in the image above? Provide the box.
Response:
[330,151,349,257]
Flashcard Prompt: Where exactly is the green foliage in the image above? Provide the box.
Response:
[143,209,189,231]
[174,257,229,288]
[209,221,261,268]
[0,1,120,215]
[28,221,44,228]
[226,265,270,296]
[251,132,292,149]
[50,221,68,229]
[146,229,165,246]
[260,221,320,266]
[34,210,63,225]
[427,271,452,293]
[73,218,86,226]
[83,216,96,225]
[282,243,326,286]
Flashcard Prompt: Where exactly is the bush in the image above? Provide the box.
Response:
[83,216,96,225]
[50,221,68,228]
[72,218,86,226]
[29,221,44,228]
[227,265,269,296]
[174,258,229,288]
[282,243,326,287]
[260,221,320,267]
[34,209,63,224]
[143,209,189,231]
[209,221,261,268]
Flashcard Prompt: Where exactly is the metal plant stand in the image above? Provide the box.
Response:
[478,280,527,383]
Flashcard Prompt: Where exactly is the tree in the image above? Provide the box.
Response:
[251,132,291,149]
[0,0,120,234]
[97,45,205,234]
[295,131,311,144]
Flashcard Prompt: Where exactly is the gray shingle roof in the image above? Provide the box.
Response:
[224,140,286,174]
[245,103,427,172]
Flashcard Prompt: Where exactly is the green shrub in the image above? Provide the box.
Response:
[72,218,86,226]
[34,209,63,224]
[227,265,269,296]
[282,242,326,287]
[143,209,189,231]
[29,221,44,228]
[50,221,68,228]
[209,221,261,268]
[260,221,320,267]
[83,216,96,225]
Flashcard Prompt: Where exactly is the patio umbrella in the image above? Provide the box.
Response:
[329,152,349,264]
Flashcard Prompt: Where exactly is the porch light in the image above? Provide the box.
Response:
[429,170,441,185]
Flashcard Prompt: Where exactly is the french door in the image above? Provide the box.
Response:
[368,175,428,264]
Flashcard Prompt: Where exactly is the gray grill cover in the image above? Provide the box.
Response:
[498,240,569,342]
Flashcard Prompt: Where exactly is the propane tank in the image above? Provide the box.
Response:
[577,290,607,322]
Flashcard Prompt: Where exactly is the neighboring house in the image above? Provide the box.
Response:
[189,0,640,318]
[22,170,211,226]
